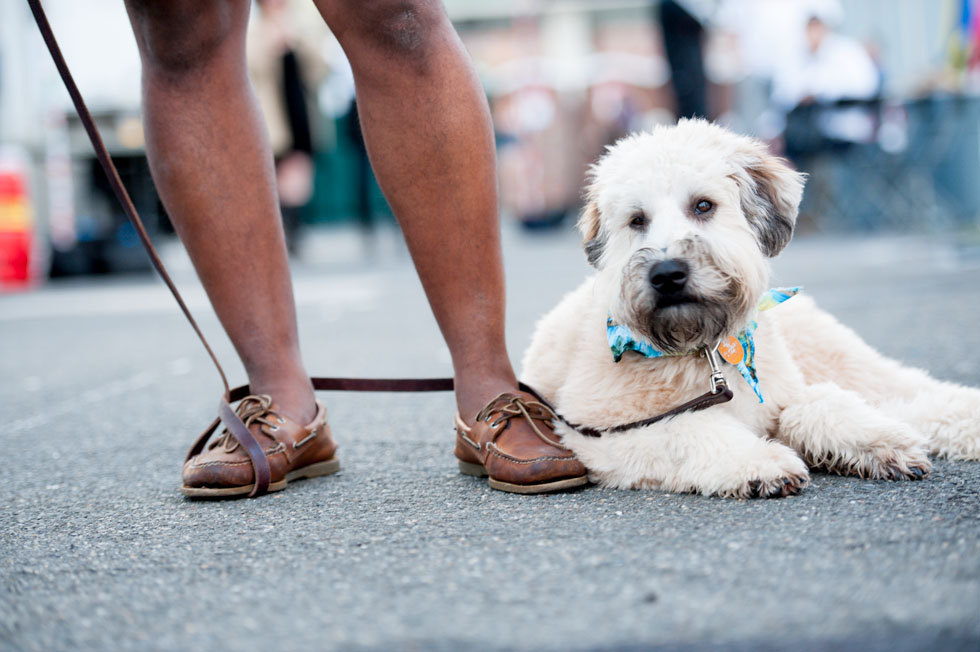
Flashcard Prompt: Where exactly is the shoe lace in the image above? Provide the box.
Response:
[210,394,284,453]
[475,393,569,451]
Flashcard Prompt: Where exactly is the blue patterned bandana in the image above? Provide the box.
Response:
[606,287,801,403]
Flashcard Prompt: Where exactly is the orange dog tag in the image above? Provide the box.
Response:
[718,336,744,365]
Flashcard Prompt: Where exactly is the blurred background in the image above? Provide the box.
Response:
[0,0,978,288]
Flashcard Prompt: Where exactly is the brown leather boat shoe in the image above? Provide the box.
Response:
[454,392,589,494]
[182,394,339,498]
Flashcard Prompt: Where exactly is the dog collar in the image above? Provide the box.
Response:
[606,286,802,403]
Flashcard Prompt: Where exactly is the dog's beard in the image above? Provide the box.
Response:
[618,241,754,352]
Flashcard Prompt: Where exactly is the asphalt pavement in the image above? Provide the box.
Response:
[2,224,979,651]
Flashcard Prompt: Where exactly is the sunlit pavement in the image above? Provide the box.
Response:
[2,223,979,651]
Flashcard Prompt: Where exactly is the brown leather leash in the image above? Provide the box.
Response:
[28,0,732,497]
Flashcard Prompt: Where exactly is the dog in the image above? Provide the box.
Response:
[521,119,980,498]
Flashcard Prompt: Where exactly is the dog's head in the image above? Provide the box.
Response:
[580,119,805,352]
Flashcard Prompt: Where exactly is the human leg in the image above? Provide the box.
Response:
[312,0,586,490]
[312,0,513,417]
[124,0,315,424]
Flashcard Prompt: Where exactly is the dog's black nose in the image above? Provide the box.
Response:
[649,259,689,295]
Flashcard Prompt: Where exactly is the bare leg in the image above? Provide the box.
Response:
[313,0,515,419]
[124,0,315,423]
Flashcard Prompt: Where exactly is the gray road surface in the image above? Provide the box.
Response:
[2,225,979,651]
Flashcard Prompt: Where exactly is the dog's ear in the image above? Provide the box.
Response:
[731,146,806,258]
[578,191,606,268]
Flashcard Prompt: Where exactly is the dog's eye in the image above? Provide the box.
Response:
[694,199,714,216]
[629,211,648,230]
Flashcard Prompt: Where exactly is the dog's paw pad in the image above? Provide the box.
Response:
[883,460,930,481]
[745,474,808,499]
[823,442,932,482]
[846,448,932,481]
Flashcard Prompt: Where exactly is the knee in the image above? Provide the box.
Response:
[335,0,447,65]
[126,0,243,75]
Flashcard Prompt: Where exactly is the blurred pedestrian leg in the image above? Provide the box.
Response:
[659,0,708,120]
[247,0,331,255]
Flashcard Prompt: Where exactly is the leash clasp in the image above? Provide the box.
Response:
[702,344,728,395]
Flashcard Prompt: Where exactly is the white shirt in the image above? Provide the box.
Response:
[771,32,880,110]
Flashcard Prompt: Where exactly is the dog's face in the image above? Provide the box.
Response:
[581,119,805,352]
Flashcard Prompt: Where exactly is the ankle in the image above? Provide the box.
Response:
[247,374,317,425]
[454,370,519,423]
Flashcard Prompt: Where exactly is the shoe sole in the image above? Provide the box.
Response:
[181,458,340,498]
[458,460,589,494]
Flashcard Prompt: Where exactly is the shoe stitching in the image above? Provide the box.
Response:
[189,460,253,468]
[456,429,482,451]
[485,442,579,464]
[293,426,319,450]
[190,443,285,469]
[269,442,286,455]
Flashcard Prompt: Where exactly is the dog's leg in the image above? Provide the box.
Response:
[876,384,980,461]
[559,411,809,498]
[774,296,930,404]
[777,382,932,480]
[775,297,980,461]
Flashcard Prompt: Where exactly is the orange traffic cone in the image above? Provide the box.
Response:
[0,167,34,289]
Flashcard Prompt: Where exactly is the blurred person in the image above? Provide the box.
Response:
[713,0,877,142]
[124,0,588,498]
[764,1,884,229]
[772,7,880,108]
[715,0,813,87]
[493,85,570,229]
[770,2,881,151]
[247,0,330,253]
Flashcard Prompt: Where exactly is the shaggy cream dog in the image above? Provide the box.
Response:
[521,119,980,498]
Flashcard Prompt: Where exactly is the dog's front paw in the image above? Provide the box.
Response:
[848,444,932,481]
[713,445,811,499]
[744,474,810,498]
[922,386,980,461]
[781,389,933,482]
[803,420,932,481]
